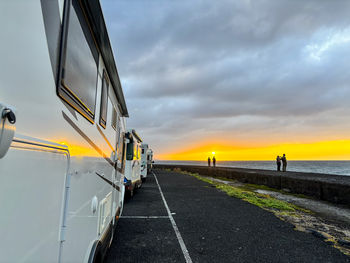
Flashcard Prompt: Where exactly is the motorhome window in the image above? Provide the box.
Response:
[111,107,117,130]
[116,128,122,160]
[142,149,145,154]
[126,141,134,160]
[117,118,121,141]
[99,72,108,128]
[115,119,121,154]
[121,133,126,170]
[58,0,98,123]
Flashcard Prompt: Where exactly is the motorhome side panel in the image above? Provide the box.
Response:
[0,1,126,262]
[0,2,69,261]
[140,143,148,180]
[0,139,69,262]
[105,84,125,226]
[132,140,141,184]
[114,117,126,211]
[147,149,154,172]
[124,131,142,194]
[150,149,154,168]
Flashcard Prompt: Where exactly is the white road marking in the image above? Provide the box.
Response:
[153,171,193,263]
[121,216,169,219]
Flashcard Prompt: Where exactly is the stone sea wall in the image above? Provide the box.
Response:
[153,164,350,207]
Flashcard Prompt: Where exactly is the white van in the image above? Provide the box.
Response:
[140,143,149,182]
[0,1,128,262]
[147,148,154,172]
[124,129,142,196]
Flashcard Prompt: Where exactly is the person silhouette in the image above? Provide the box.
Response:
[207,157,211,167]
[281,154,287,172]
[213,156,216,167]
[276,155,281,171]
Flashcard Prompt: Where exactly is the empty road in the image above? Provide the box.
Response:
[105,169,349,263]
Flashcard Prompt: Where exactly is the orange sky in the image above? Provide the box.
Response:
[157,139,350,161]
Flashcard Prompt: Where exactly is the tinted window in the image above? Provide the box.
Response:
[126,141,134,160]
[116,118,122,163]
[111,107,117,130]
[121,133,126,170]
[58,1,98,123]
[99,73,108,128]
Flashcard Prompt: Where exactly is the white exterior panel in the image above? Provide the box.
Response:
[0,1,127,262]
[140,143,148,179]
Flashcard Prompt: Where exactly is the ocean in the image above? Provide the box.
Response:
[156,160,350,176]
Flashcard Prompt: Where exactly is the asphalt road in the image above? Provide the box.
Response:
[105,169,350,263]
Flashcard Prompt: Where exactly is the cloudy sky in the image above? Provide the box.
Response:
[101,0,350,160]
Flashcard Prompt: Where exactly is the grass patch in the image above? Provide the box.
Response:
[214,176,310,200]
[216,184,296,211]
[181,171,309,214]
[244,183,310,199]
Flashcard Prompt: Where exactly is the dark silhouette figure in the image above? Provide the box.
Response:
[213,156,216,167]
[281,154,287,172]
[208,157,211,167]
[276,155,281,171]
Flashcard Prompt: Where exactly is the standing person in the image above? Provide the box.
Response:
[207,157,211,167]
[281,154,287,172]
[276,155,281,171]
[213,156,216,167]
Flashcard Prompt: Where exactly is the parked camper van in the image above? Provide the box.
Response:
[140,143,149,182]
[124,130,142,196]
[147,148,154,172]
[0,1,128,262]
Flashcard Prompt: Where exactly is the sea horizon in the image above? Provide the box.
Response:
[155,160,350,176]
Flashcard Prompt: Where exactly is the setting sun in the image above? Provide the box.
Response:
[157,139,350,161]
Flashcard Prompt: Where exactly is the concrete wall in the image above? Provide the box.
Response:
[154,164,350,207]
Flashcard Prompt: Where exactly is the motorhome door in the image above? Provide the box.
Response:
[0,121,69,262]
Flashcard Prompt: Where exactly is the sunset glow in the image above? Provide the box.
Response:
[157,140,350,161]
[104,1,350,162]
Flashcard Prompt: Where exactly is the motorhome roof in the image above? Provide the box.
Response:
[81,0,128,117]
[131,129,142,143]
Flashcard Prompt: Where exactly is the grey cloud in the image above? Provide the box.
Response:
[101,0,350,154]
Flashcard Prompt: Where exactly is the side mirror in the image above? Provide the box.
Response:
[126,142,134,160]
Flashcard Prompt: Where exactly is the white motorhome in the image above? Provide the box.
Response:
[124,129,142,196]
[147,148,154,172]
[0,1,128,262]
[140,143,149,182]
